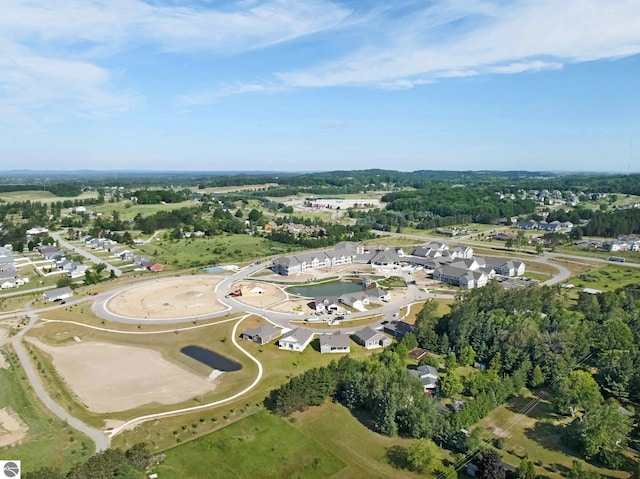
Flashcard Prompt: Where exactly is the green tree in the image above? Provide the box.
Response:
[567,460,602,479]
[530,365,545,387]
[476,450,505,479]
[517,456,536,479]
[23,467,65,479]
[413,300,440,351]
[56,276,72,288]
[445,352,458,371]
[552,370,602,417]
[247,209,262,222]
[440,374,464,398]
[235,208,243,218]
[569,399,632,459]
[405,438,440,474]
[460,345,476,366]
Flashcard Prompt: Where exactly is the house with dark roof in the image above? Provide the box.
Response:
[319,331,351,354]
[353,326,392,349]
[240,324,281,345]
[383,320,413,339]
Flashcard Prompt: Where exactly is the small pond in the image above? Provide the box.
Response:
[181,345,242,371]
[202,266,226,273]
[287,281,365,298]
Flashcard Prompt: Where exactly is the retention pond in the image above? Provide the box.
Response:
[181,345,242,371]
[287,280,365,298]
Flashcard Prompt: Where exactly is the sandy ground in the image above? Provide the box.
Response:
[28,339,218,413]
[232,281,286,308]
[269,298,314,315]
[107,277,226,319]
[0,407,29,447]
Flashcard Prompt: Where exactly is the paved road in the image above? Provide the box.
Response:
[10,301,111,452]
[50,231,123,277]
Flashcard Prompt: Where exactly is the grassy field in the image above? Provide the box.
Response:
[477,392,630,478]
[0,345,94,474]
[91,200,196,221]
[572,264,640,292]
[291,401,442,478]
[134,234,300,269]
[154,410,345,479]
[555,245,640,264]
[0,190,99,204]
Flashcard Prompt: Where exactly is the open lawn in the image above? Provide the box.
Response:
[478,393,630,478]
[0,190,99,204]
[155,410,345,479]
[0,345,93,474]
[92,200,196,221]
[134,234,300,269]
[555,245,640,264]
[291,401,436,479]
[572,264,640,292]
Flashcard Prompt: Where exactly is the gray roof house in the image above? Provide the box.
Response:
[353,326,392,349]
[409,364,439,391]
[43,286,73,302]
[481,257,525,277]
[240,324,281,345]
[278,328,315,352]
[315,296,340,313]
[365,287,390,302]
[319,331,351,354]
[339,291,370,311]
[383,320,413,339]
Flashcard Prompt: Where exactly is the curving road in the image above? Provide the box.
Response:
[10,301,111,452]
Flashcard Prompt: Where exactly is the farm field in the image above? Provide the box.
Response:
[0,190,99,204]
[155,410,345,479]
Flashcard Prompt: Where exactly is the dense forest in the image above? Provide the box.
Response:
[269,283,640,474]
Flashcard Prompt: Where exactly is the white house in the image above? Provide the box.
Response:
[43,286,73,302]
[278,328,315,352]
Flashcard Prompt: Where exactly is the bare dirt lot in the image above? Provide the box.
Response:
[28,339,218,413]
[0,406,29,447]
[232,281,286,308]
[107,277,226,319]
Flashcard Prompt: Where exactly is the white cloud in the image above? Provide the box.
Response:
[177,83,283,106]
[0,0,353,122]
[277,0,640,88]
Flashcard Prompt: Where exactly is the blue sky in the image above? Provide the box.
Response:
[1,0,639,172]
